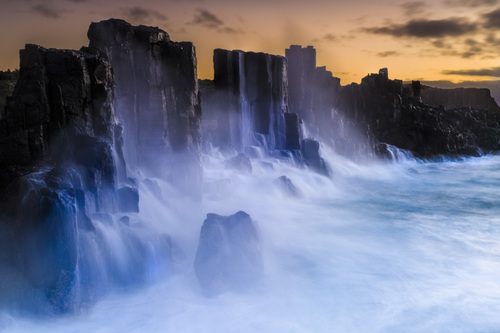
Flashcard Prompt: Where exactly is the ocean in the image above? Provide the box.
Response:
[2,148,500,332]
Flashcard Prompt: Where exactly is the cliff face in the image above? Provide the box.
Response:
[0,20,205,314]
[286,46,369,160]
[286,45,500,158]
[336,71,500,157]
[0,44,121,313]
[202,49,288,153]
[0,44,115,188]
[87,19,202,194]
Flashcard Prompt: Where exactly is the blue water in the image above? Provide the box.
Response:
[2,152,500,332]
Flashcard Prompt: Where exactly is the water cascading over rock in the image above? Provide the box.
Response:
[201,49,288,154]
[0,19,204,313]
[87,19,202,195]
[0,44,120,313]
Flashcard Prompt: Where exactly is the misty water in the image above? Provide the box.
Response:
[2,148,500,333]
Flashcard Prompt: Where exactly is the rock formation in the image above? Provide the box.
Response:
[0,44,115,188]
[194,211,263,295]
[87,19,202,195]
[337,70,500,157]
[0,19,206,313]
[420,86,500,113]
[202,49,288,153]
[286,45,365,160]
[287,45,500,158]
[0,43,121,313]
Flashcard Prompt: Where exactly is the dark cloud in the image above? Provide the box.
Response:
[218,27,237,34]
[377,51,401,57]
[189,8,238,34]
[442,67,500,76]
[323,33,339,42]
[66,0,87,2]
[190,8,223,29]
[444,0,498,7]
[401,1,427,16]
[122,6,167,23]
[32,3,64,19]
[483,8,500,29]
[432,40,450,48]
[361,18,477,38]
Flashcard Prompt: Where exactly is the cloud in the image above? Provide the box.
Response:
[401,1,427,16]
[66,0,87,2]
[188,8,238,33]
[444,0,498,7]
[442,67,500,76]
[122,6,167,23]
[323,34,339,42]
[31,3,64,19]
[483,8,500,29]
[218,27,237,34]
[377,51,401,57]
[361,18,477,38]
[190,8,223,29]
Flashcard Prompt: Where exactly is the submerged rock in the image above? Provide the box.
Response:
[194,211,263,295]
[275,175,300,197]
[225,153,252,174]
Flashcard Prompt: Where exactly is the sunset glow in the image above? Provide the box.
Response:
[2,0,500,89]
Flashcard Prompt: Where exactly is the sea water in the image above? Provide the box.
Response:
[2,150,500,332]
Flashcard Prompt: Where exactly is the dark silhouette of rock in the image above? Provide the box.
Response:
[194,211,263,295]
[202,49,287,152]
[0,44,116,188]
[421,86,500,112]
[287,45,365,159]
[302,138,329,175]
[87,19,202,196]
[284,112,301,150]
[337,69,500,157]
[286,45,316,125]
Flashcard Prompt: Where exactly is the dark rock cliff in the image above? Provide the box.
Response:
[87,19,202,195]
[202,49,288,153]
[287,45,500,158]
[0,44,119,313]
[420,86,500,113]
[0,44,115,189]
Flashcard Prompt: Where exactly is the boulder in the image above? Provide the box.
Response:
[194,211,263,295]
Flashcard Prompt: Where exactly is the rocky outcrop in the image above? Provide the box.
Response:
[0,43,122,313]
[0,44,116,190]
[287,45,500,158]
[286,46,363,159]
[286,45,316,125]
[87,19,202,195]
[201,49,288,153]
[421,86,500,113]
[194,211,263,295]
[336,69,500,157]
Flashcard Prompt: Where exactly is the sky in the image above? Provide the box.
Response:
[2,0,500,98]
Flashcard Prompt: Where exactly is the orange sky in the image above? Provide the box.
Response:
[2,0,500,89]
